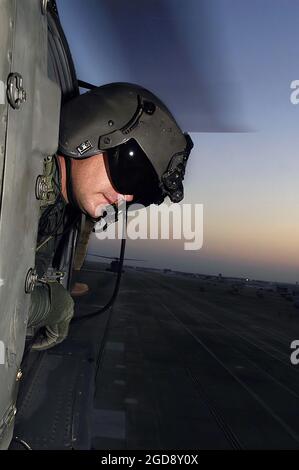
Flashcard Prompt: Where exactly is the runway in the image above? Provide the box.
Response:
[12,263,299,449]
[90,268,299,450]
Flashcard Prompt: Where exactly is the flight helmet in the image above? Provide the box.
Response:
[58,82,193,208]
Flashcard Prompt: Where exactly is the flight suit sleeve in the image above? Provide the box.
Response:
[35,237,56,278]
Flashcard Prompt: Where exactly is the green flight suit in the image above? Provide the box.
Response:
[27,155,77,351]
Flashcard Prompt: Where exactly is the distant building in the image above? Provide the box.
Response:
[292,286,299,296]
[276,285,290,295]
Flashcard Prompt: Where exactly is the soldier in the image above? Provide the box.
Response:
[28,82,193,350]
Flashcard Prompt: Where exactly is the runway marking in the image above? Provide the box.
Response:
[144,277,299,445]
[114,380,126,386]
[154,277,299,403]
[105,342,124,352]
[148,276,299,393]
[148,275,295,364]
[125,398,138,405]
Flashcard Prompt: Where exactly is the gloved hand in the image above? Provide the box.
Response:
[28,282,74,351]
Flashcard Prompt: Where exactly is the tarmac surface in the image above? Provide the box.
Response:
[12,262,299,450]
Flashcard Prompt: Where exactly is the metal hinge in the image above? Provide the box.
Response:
[7,73,26,110]
[40,269,65,283]
[25,268,38,294]
[35,155,57,207]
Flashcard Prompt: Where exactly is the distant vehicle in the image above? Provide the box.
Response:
[88,253,146,273]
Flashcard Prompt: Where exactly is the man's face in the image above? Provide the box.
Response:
[71,153,133,218]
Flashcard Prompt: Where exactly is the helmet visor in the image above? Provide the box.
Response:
[105,139,164,207]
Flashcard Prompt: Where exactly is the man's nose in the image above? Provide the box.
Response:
[113,193,134,204]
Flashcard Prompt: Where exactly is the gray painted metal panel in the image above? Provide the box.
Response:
[0,0,61,449]
[13,341,94,450]
[0,0,14,207]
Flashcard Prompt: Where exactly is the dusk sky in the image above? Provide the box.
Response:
[57,0,299,283]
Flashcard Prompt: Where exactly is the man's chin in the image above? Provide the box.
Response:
[83,202,117,220]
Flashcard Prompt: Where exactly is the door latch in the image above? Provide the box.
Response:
[7,73,27,110]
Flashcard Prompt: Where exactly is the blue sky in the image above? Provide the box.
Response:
[57,0,299,283]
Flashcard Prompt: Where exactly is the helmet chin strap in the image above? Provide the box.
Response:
[64,157,81,212]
